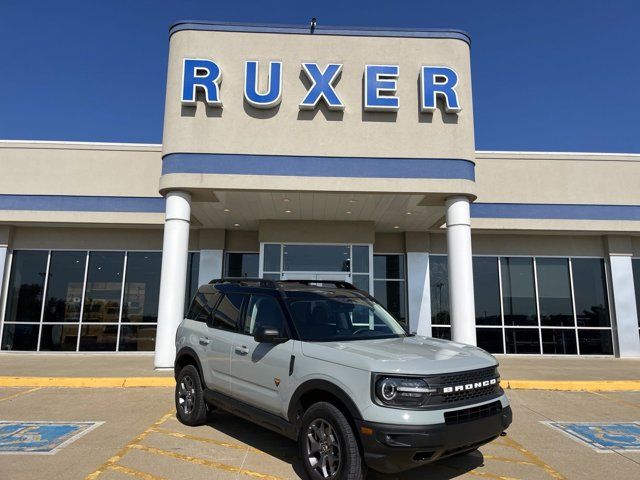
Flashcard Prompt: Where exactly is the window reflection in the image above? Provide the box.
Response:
[572,259,610,327]
[82,252,124,323]
[430,256,450,326]
[501,257,537,326]
[537,258,574,327]
[5,251,48,323]
[122,253,161,323]
[283,245,350,272]
[44,251,85,323]
[473,257,501,325]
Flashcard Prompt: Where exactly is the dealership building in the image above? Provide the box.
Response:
[1,22,639,365]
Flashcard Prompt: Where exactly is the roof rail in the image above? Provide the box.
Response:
[279,279,359,290]
[209,278,279,288]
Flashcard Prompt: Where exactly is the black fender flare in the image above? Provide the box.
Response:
[174,347,206,387]
[287,379,363,423]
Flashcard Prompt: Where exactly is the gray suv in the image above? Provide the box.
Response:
[174,279,512,479]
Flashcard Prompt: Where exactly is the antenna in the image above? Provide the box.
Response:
[310,17,317,34]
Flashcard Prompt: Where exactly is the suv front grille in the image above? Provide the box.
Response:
[422,366,502,409]
[444,400,502,425]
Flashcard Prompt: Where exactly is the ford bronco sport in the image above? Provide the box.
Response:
[174,278,512,479]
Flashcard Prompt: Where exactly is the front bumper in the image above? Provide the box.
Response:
[356,401,512,474]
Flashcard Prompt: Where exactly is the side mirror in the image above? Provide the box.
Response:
[254,326,288,344]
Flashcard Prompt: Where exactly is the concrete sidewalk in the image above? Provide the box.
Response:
[0,353,639,390]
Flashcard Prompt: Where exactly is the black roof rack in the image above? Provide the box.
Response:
[209,278,279,288]
[279,279,358,290]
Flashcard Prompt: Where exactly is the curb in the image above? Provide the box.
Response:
[504,380,640,392]
[0,376,175,388]
[0,376,639,391]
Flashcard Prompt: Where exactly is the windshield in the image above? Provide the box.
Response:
[286,291,407,342]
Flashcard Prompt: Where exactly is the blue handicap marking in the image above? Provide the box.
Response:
[0,421,102,454]
[545,422,640,452]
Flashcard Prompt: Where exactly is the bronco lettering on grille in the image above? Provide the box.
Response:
[442,378,498,394]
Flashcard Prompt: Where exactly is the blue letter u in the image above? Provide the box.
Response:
[244,61,283,109]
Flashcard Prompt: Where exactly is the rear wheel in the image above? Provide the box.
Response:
[175,364,208,426]
[298,402,365,480]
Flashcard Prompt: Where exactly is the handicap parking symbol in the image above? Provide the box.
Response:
[543,421,640,452]
[0,421,103,454]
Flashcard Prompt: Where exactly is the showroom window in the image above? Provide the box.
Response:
[429,255,451,340]
[429,255,613,355]
[224,252,259,278]
[1,250,200,352]
[634,259,640,337]
[373,254,407,324]
[261,243,372,292]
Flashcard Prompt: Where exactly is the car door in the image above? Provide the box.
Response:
[201,291,245,396]
[229,293,294,416]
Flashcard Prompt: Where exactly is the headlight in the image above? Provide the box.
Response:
[374,376,435,407]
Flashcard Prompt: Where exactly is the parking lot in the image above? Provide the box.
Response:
[1,383,638,480]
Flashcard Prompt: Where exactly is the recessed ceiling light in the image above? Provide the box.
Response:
[283,198,290,203]
[233,223,240,227]
[405,211,412,215]
[348,199,357,204]
[393,225,400,229]
[284,209,292,214]
[223,208,231,213]
[345,211,352,215]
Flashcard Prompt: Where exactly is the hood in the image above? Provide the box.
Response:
[301,335,497,375]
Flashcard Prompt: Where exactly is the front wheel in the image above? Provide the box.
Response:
[175,364,208,426]
[298,402,365,480]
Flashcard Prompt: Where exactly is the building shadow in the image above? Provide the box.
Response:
[205,410,484,479]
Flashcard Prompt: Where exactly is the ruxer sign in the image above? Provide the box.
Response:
[181,60,462,114]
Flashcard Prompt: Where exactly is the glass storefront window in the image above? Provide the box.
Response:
[82,252,125,323]
[2,249,198,352]
[505,328,540,354]
[536,258,574,327]
[263,244,281,273]
[541,329,577,355]
[473,257,501,326]
[572,258,610,327]
[373,254,407,324]
[352,246,370,273]
[283,245,350,272]
[500,257,537,326]
[224,252,259,278]
[4,250,48,323]
[122,252,161,323]
[430,256,450,326]
[477,328,504,354]
[633,259,640,332]
[185,252,200,315]
[43,251,86,323]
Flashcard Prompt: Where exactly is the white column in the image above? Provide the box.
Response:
[445,196,477,345]
[609,255,640,357]
[154,191,191,369]
[198,249,223,286]
[406,252,431,336]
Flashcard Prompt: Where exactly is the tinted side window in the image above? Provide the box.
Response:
[212,293,245,332]
[244,295,286,335]
[186,291,220,323]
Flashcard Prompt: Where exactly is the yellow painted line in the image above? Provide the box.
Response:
[590,390,640,409]
[130,444,286,480]
[499,435,568,480]
[505,380,640,392]
[0,376,174,388]
[435,463,520,480]
[84,410,174,480]
[483,454,538,467]
[107,464,170,480]
[150,427,270,456]
[0,386,41,402]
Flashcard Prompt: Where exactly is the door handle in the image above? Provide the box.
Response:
[234,346,249,355]
[198,337,211,346]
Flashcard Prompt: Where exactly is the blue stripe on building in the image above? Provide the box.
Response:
[0,195,165,213]
[471,203,640,221]
[162,153,476,181]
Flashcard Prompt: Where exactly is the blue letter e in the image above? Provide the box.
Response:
[420,66,461,113]
[181,58,223,107]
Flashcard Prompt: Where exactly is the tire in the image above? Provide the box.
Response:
[298,401,365,480]
[175,364,208,426]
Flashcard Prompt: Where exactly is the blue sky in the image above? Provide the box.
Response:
[1,0,638,152]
